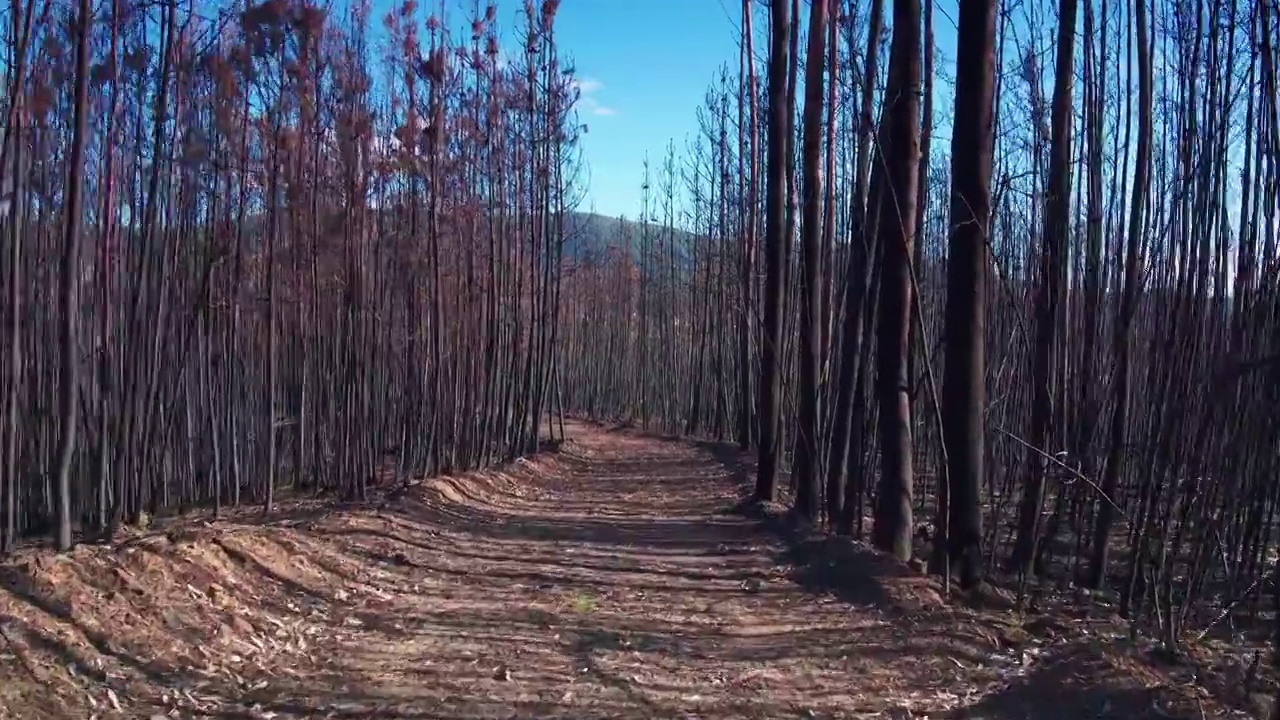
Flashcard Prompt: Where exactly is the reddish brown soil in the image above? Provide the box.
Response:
[0,421,1263,719]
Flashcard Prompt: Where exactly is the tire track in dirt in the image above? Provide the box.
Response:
[1,421,1240,719]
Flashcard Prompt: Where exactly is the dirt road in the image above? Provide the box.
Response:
[0,422,1240,719]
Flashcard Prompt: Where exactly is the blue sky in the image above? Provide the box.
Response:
[552,0,964,221]
[552,0,745,220]
[359,0,971,223]
[362,0,742,220]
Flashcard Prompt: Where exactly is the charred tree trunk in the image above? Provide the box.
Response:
[794,0,829,521]
[871,0,923,561]
[1012,0,1078,577]
[938,0,998,589]
[755,0,792,503]
[53,0,91,551]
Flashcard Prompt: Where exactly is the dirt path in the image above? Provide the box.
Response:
[0,422,1251,719]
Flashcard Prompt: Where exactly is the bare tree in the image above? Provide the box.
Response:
[53,0,91,551]
[871,0,923,561]
[755,0,792,503]
[794,0,829,521]
[939,0,999,589]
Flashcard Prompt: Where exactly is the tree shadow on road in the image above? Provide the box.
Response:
[688,435,933,614]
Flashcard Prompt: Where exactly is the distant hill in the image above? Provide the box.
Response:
[561,211,700,270]
[218,208,699,276]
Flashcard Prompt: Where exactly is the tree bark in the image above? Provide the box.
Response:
[755,0,792,503]
[53,0,92,551]
[794,0,829,521]
[939,0,999,589]
[871,0,923,561]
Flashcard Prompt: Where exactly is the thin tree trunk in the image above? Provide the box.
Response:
[872,0,923,561]
[794,0,829,521]
[53,0,92,551]
[939,0,999,589]
[755,0,792,503]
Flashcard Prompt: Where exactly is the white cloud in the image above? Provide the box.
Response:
[573,76,616,117]
[573,77,603,94]
[579,97,617,116]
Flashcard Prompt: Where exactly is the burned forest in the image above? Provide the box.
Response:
[1,0,1279,717]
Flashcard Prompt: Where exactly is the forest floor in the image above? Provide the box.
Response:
[0,420,1268,719]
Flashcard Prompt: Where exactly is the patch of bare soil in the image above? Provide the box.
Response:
[0,420,1263,719]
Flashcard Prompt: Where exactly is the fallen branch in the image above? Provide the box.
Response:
[993,425,1131,525]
